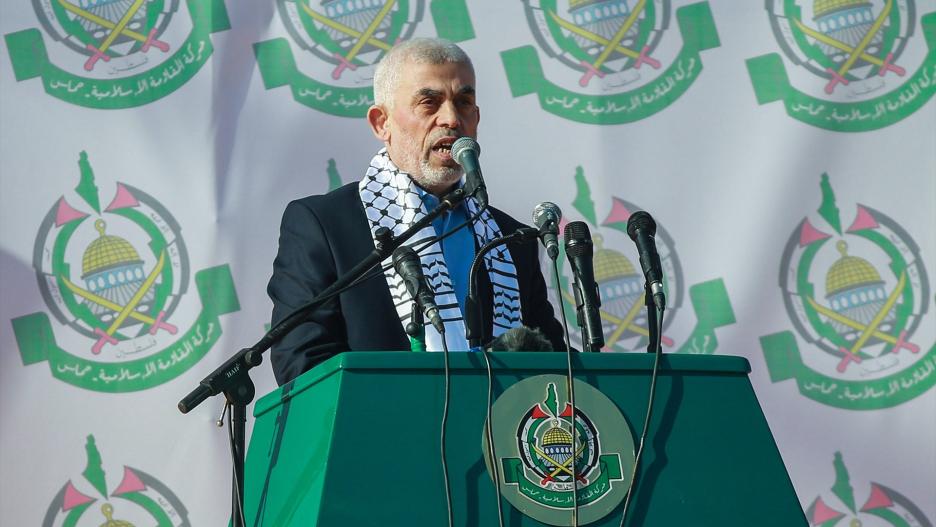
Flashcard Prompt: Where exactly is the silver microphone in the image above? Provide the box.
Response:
[532,202,562,260]
[452,137,487,208]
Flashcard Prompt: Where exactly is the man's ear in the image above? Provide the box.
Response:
[367,105,390,142]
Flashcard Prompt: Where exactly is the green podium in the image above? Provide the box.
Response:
[243,352,807,526]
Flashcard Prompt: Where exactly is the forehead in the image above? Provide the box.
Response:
[393,60,476,99]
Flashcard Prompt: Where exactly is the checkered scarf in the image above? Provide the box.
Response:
[359,148,522,351]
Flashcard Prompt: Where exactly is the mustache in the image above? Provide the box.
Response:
[427,130,460,145]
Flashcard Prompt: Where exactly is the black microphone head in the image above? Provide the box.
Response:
[486,326,553,352]
[392,245,418,267]
[626,211,656,241]
[451,136,480,166]
[532,202,562,229]
[563,221,593,257]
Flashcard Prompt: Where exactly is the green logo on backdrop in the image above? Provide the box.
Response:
[4,0,231,109]
[556,167,735,352]
[500,1,720,125]
[484,375,634,526]
[806,452,932,526]
[10,152,239,392]
[42,435,190,526]
[759,174,934,409]
[745,1,936,132]
[253,0,475,117]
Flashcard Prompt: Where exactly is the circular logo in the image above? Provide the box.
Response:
[277,0,424,86]
[483,375,635,526]
[32,0,183,77]
[35,182,189,360]
[780,205,930,380]
[522,0,672,93]
[766,0,918,99]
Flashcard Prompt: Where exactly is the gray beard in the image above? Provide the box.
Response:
[415,159,464,191]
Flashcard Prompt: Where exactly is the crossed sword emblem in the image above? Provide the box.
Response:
[529,440,588,485]
[56,0,170,72]
[562,289,674,350]
[301,0,397,80]
[548,0,661,88]
[806,270,919,372]
[61,250,177,355]
[793,0,904,94]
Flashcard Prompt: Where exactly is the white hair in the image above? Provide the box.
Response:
[373,38,473,108]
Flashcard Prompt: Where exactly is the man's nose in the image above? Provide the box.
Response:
[437,101,460,129]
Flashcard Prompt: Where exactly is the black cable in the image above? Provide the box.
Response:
[618,304,664,527]
[480,348,506,527]
[227,402,247,527]
[553,258,579,526]
[552,259,574,354]
[439,330,454,527]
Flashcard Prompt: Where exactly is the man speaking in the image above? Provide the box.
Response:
[268,38,565,385]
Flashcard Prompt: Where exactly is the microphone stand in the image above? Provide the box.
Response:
[645,281,658,354]
[177,186,473,527]
[465,227,539,348]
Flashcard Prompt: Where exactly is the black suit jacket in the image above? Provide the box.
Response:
[268,182,566,385]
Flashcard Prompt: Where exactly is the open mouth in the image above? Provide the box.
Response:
[431,141,454,155]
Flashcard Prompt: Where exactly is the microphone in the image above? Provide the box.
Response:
[626,211,665,310]
[532,202,562,261]
[485,326,553,352]
[451,137,487,208]
[392,246,445,334]
[563,221,604,352]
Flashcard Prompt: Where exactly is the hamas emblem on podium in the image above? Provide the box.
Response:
[253,0,475,117]
[554,167,736,353]
[745,0,936,132]
[42,434,189,526]
[3,0,231,109]
[484,375,634,526]
[806,452,932,526]
[759,174,934,410]
[10,151,240,393]
[499,0,721,124]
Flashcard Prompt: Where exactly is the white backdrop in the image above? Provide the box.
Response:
[2,0,934,525]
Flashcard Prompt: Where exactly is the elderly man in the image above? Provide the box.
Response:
[268,38,565,385]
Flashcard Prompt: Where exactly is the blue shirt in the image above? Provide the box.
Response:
[417,186,475,317]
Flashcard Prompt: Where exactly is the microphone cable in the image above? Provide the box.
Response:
[618,303,665,527]
[439,329,454,527]
[553,258,579,526]
[479,345,506,527]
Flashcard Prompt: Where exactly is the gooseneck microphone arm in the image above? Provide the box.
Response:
[465,227,540,348]
[178,185,472,414]
[177,182,479,527]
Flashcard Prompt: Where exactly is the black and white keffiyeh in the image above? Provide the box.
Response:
[359,148,522,351]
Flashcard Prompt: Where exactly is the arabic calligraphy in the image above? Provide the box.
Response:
[802,354,936,401]
[54,320,217,387]
[788,63,935,124]
[45,39,210,103]
[542,57,698,117]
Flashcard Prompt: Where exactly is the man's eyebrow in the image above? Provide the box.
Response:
[414,88,443,99]
[412,86,476,99]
